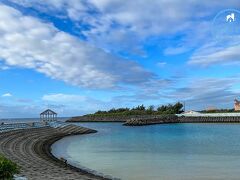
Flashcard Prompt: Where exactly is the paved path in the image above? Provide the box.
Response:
[0,125,111,180]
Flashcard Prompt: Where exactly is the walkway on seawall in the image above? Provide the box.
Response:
[0,124,113,180]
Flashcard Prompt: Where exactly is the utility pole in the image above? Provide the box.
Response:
[183,101,186,112]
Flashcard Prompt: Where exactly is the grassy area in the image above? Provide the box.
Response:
[85,102,184,117]
[0,155,19,179]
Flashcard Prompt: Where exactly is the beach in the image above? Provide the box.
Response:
[0,124,112,180]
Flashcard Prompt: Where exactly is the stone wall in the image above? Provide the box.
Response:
[67,115,177,123]
[123,115,178,126]
[178,116,240,123]
[67,115,240,126]
[124,116,240,126]
[67,115,142,122]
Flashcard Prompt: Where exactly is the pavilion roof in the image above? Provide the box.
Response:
[40,109,57,115]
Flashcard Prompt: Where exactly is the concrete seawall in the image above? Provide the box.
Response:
[123,115,178,126]
[67,115,177,122]
[178,116,240,123]
[68,114,240,126]
[68,115,127,122]
[0,124,113,180]
[124,116,240,126]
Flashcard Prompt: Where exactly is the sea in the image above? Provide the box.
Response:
[52,122,240,180]
[0,117,70,123]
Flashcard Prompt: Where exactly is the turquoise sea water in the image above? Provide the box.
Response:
[0,117,69,123]
[52,123,240,180]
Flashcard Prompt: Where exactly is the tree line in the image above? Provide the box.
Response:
[88,102,184,116]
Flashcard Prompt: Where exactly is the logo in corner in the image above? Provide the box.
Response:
[226,13,235,22]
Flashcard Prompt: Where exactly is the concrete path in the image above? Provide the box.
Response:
[0,125,111,180]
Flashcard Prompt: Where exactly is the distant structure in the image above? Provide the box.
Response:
[181,110,200,115]
[206,106,217,111]
[234,99,240,111]
[40,109,57,122]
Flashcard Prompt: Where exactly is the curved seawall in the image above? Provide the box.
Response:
[0,125,112,180]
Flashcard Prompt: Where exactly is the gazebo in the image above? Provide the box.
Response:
[40,109,57,122]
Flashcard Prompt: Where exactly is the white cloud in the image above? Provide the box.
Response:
[7,0,240,55]
[0,66,9,70]
[164,77,240,110]
[188,37,240,66]
[157,62,167,68]
[40,1,240,34]
[164,47,189,56]
[0,4,153,89]
[1,1,240,116]
[42,93,111,114]
[2,93,12,97]
[42,93,86,103]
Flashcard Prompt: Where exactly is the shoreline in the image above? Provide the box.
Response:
[67,115,240,126]
[0,124,114,180]
[2,118,240,179]
[44,133,118,179]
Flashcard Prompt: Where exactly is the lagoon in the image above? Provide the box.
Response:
[52,123,240,180]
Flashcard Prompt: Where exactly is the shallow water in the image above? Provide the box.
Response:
[0,117,69,123]
[52,123,240,180]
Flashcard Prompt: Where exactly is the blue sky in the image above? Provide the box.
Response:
[0,0,240,118]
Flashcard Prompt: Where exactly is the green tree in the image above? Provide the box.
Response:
[132,104,145,111]
[89,102,184,116]
[0,155,20,179]
[157,105,167,112]
[173,102,184,114]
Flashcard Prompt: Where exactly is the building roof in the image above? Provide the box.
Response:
[234,99,240,104]
[182,110,200,114]
[40,109,57,115]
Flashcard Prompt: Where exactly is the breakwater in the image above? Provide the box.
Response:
[123,115,178,126]
[178,116,240,123]
[67,115,174,122]
[124,116,240,126]
[68,114,240,126]
[67,115,126,122]
[0,124,112,180]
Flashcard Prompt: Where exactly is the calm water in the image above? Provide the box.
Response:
[52,123,240,180]
[0,117,70,123]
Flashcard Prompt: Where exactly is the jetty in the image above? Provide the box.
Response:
[123,113,240,126]
[0,122,112,180]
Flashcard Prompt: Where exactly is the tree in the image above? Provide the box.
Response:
[147,105,154,111]
[0,155,20,179]
[173,102,184,114]
[157,105,167,112]
[89,102,184,116]
[132,104,145,111]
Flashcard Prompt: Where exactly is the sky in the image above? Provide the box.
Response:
[1,0,240,118]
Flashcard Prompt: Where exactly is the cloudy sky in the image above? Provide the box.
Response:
[1,0,240,118]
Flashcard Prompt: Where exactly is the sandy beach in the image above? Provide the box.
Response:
[0,125,112,180]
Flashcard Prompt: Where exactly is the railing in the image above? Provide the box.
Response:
[0,122,49,133]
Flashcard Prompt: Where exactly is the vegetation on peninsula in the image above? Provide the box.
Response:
[86,102,184,117]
